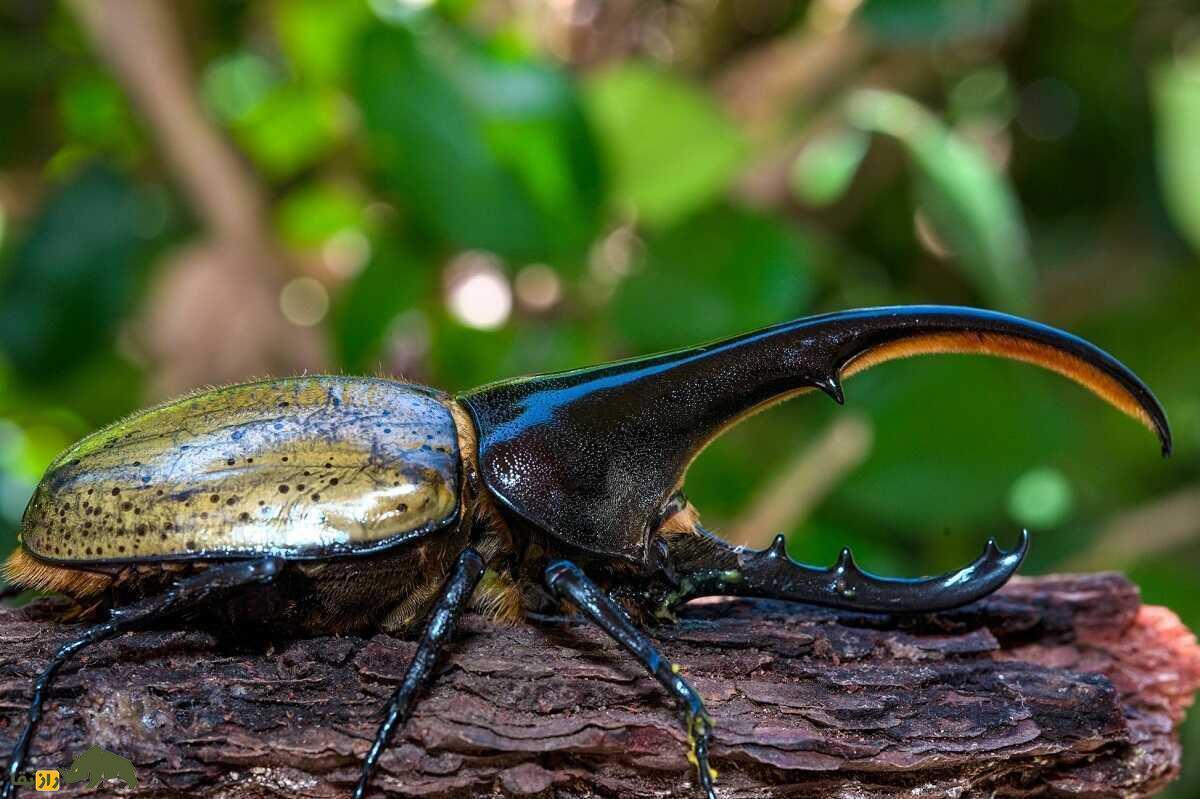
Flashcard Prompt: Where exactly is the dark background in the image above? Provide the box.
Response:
[0,0,1198,792]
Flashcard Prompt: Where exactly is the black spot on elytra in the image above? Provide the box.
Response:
[311,493,320,501]
[226,497,237,506]
[397,504,408,513]
[297,484,305,491]
[186,540,196,549]
[111,488,120,496]
[329,478,339,486]
[239,512,250,521]
[200,511,209,519]
[281,456,289,462]
[278,485,290,493]
[279,401,290,408]
[121,502,132,511]
[210,494,220,503]
[227,458,236,466]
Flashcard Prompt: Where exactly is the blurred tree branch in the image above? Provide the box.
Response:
[66,0,326,396]
[726,413,873,548]
[1062,485,1200,572]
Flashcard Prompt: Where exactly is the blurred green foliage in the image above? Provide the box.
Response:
[0,0,1199,791]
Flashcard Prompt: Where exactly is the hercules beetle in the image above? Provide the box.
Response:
[1,306,1171,799]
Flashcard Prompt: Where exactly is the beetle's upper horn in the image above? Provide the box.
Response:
[460,306,1170,562]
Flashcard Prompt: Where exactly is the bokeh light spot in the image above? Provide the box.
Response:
[322,228,371,278]
[515,264,563,313]
[445,252,512,330]
[1008,467,1074,529]
[201,53,276,123]
[279,277,330,327]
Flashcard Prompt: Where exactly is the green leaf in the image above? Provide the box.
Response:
[234,84,347,179]
[1153,51,1200,256]
[272,0,370,84]
[333,240,433,370]
[584,63,745,227]
[274,182,366,249]
[846,89,1033,311]
[789,128,869,206]
[353,19,603,265]
[614,205,813,353]
[201,52,278,123]
[859,0,1025,45]
[0,165,151,384]
[57,71,140,156]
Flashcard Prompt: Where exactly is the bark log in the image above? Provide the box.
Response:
[2,573,1198,798]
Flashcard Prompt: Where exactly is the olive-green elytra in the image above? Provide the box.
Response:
[21,377,459,562]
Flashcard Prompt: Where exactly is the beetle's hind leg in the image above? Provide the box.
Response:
[1,558,281,799]
[545,560,718,799]
[354,549,485,799]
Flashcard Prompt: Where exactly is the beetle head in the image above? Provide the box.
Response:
[460,306,1169,610]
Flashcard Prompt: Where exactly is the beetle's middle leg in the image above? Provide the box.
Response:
[545,560,718,799]
[2,557,281,799]
[353,548,485,799]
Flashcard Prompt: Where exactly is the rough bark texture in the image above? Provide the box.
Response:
[1,573,1198,798]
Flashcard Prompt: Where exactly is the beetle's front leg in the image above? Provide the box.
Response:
[545,560,717,799]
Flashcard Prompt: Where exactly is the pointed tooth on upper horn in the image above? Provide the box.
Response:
[815,375,845,405]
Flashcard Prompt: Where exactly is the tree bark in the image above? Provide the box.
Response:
[2,573,1198,797]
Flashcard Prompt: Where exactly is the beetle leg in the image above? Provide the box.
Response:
[353,549,485,799]
[545,560,718,799]
[1,558,281,799]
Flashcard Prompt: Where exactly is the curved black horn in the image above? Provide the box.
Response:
[461,306,1171,564]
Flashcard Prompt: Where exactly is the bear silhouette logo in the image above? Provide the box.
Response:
[59,746,138,789]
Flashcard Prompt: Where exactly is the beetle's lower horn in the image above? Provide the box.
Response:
[670,529,1029,614]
